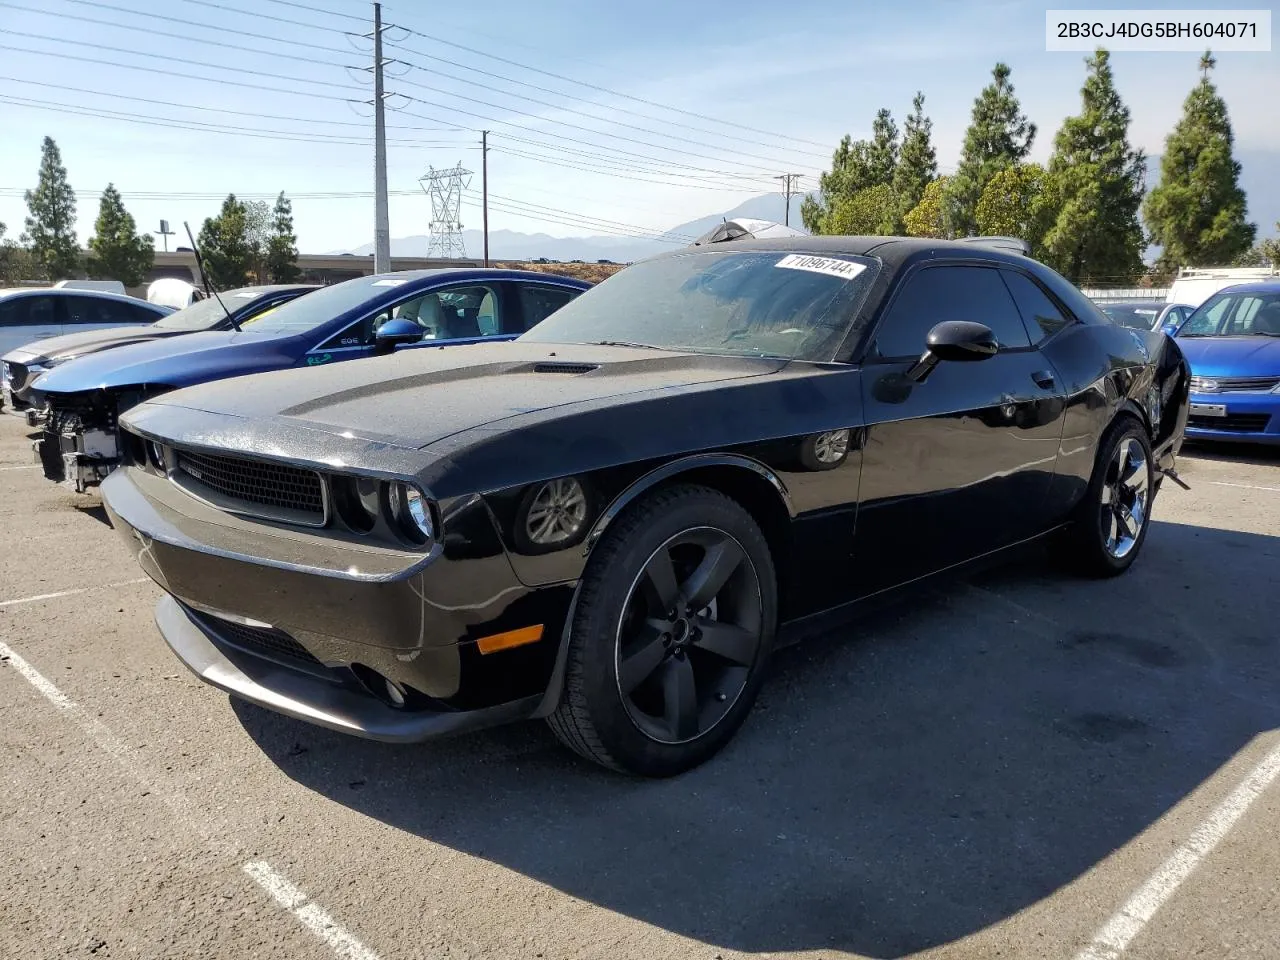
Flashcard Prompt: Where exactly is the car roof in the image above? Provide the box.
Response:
[358,267,592,286]
[646,235,1041,271]
[1096,299,1167,307]
[1209,280,1280,295]
[0,287,166,306]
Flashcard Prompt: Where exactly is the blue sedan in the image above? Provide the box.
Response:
[32,268,592,490]
[1174,280,1280,445]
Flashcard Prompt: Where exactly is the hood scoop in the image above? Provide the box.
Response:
[532,362,599,374]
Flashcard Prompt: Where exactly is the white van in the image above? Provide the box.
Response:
[54,279,127,296]
[1167,266,1279,308]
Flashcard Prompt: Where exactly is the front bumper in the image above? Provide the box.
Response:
[1185,391,1280,445]
[156,595,541,742]
[102,464,573,737]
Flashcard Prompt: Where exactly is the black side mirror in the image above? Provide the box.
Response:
[374,317,424,354]
[907,321,998,382]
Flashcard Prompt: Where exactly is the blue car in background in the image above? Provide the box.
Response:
[32,268,592,490]
[1174,280,1280,445]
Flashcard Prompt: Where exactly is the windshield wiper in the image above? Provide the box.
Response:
[593,340,660,349]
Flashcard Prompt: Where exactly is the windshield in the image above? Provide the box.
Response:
[518,250,880,361]
[232,275,408,335]
[1179,289,1280,338]
[1100,302,1162,331]
[154,287,274,331]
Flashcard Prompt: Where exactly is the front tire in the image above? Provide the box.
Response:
[547,484,777,777]
[1056,416,1155,577]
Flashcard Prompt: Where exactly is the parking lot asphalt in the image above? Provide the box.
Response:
[1,412,1278,960]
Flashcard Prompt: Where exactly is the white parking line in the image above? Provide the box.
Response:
[0,464,38,471]
[0,578,150,608]
[1075,740,1280,960]
[243,862,383,960]
[0,638,383,960]
[1207,480,1280,494]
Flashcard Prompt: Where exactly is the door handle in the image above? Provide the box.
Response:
[1031,370,1056,389]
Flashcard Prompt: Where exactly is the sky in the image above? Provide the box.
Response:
[0,0,1276,255]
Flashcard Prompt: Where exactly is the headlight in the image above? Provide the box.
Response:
[387,482,434,544]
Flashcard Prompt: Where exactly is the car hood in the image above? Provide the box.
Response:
[32,328,299,394]
[137,341,788,450]
[1175,336,1280,378]
[2,325,176,366]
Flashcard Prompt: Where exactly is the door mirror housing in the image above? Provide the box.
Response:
[374,317,424,353]
[907,321,998,382]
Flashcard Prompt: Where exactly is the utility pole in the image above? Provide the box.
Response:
[775,173,802,226]
[481,131,490,267]
[372,1,391,274]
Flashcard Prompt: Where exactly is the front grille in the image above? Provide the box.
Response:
[175,449,324,523]
[1188,413,1272,433]
[188,608,324,668]
[1190,375,1280,392]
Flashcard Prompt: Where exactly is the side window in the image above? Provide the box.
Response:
[400,285,501,341]
[62,296,101,325]
[515,284,580,332]
[1000,270,1072,344]
[0,298,24,327]
[26,296,58,327]
[874,265,1030,359]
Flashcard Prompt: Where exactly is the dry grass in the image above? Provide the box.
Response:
[496,261,626,284]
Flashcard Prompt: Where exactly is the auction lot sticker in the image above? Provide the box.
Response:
[775,255,867,280]
[1046,9,1271,51]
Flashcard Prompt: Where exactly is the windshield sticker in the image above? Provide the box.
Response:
[774,254,866,280]
[372,278,408,287]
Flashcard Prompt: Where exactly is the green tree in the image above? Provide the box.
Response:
[0,222,36,287]
[86,184,154,287]
[946,63,1036,237]
[197,194,253,288]
[1040,49,1146,283]
[976,164,1054,256]
[903,176,951,238]
[803,109,899,234]
[1259,223,1280,266]
[1143,51,1255,270]
[22,136,79,280]
[827,184,898,235]
[892,92,938,230]
[266,192,301,282]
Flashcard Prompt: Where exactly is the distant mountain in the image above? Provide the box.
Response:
[330,192,817,263]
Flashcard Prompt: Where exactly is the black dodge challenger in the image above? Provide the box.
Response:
[102,238,1191,776]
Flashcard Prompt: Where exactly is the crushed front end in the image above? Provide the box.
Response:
[36,387,153,492]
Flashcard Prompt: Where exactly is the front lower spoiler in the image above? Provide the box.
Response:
[157,594,541,743]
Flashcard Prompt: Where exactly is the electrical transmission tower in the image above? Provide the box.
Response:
[419,164,472,259]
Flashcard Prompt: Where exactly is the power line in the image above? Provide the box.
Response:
[489,146,775,193]
[384,44,830,168]
[486,192,695,241]
[2,30,366,93]
[0,2,363,69]
[396,28,833,150]
[461,197,689,245]
[168,0,352,34]
[0,95,468,147]
[0,44,362,102]
[257,0,371,21]
[0,76,464,133]
[493,133,778,183]
[26,0,356,54]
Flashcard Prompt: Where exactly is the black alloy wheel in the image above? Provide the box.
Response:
[548,484,777,776]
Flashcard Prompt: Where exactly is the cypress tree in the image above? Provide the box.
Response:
[1041,48,1146,283]
[22,136,79,280]
[87,184,154,287]
[892,92,938,228]
[1143,50,1255,269]
[946,64,1036,237]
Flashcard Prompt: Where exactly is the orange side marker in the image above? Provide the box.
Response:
[476,624,544,655]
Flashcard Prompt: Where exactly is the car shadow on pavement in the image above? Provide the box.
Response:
[234,518,1280,958]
